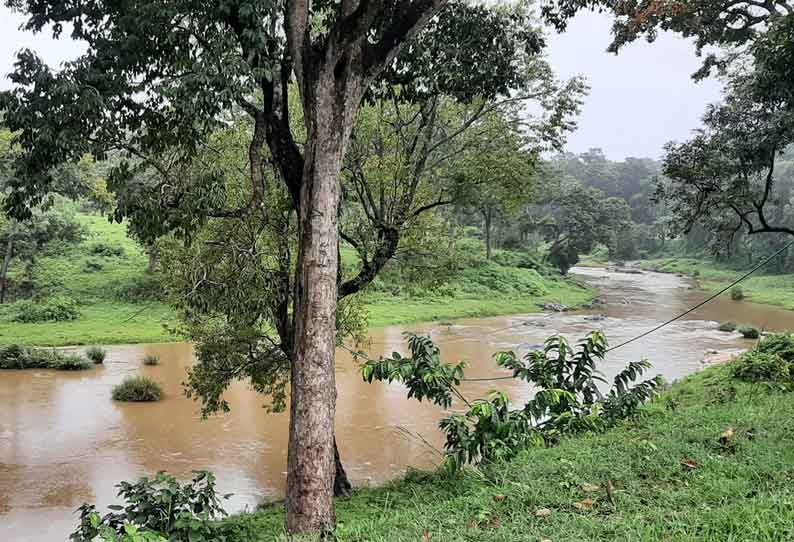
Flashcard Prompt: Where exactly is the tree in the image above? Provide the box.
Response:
[658,70,794,249]
[0,1,574,533]
[532,182,632,273]
[452,115,541,259]
[542,0,793,78]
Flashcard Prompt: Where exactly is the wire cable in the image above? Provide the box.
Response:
[604,238,794,353]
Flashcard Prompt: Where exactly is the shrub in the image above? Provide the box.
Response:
[12,295,81,323]
[83,259,104,272]
[731,333,794,385]
[72,471,228,542]
[52,355,93,371]
[90,242,125,257]
[86,346,107,364]
[0,345,91,370]
[143,354,160,366]
[731,285,745,300]
[362,331,663,470]
[738,325,760,339]
[116,274,164,303]
[112,376,163,402]
[718,321,737,332]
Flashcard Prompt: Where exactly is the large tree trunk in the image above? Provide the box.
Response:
[286,76,359,532]
[0,238,13,304]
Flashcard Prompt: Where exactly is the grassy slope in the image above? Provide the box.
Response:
[217,364,794,541]
[638,257,794,311]
[0,214,593,346]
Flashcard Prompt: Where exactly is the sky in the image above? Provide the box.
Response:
[0,7,723,161]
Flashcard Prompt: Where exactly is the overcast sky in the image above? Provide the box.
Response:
[1,7,722,161]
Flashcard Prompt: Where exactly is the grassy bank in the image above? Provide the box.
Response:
[637,257,794,311]
[215,363,794,541]
[0,213,592,347]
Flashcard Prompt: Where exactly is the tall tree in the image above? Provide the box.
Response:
[0,0,570,533]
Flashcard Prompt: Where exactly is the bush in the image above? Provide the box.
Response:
[12,295,81,323]
[52,355,93,371]
[732,351,791,382]
[72,471,228,542]
[90,242,125,257]
[112,376,163,402]
[731,333,794,384]
[116,274,164,303]
[84,259,104,272]
[738,325,760,339]
[718,321,737,332]
[362,331,663,470]
[0,345,91,370]
[143,354,160,366]
[731,286,745,300]
[86,346,107,364]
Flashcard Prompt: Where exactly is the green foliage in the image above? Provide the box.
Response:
[84,258,104,272]
[86,345,107,364]
[91,243,125,257]
[143,354,160,366]
[361,333,466,409]
[731,333,794,384]
[738,325,760,339]
[112,376,163,402]
[731,286,745,301]
[718,321,737,332]
[71,471,228,542]
[0,344,90,370]
[363,331,663,471]
[11,295,81,322]
[116,273,164,303]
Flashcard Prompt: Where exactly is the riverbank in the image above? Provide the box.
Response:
[214,363,794,541]
[636,257,794,311]
[0,213,593,347]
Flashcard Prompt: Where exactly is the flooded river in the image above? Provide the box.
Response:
[2,267,794,540]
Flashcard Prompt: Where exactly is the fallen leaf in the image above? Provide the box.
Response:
[535,508,551,518]
[719,427,735,446]
[581,483,600,493]
[540,539,552,542]
[574,498,594,510]
[423,529,432,541]
[680,458,698,470]
[465,520,477,529]
[487,518,502,529]
[493,494,506,503]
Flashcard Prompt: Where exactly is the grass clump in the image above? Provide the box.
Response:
[90,242,124,257]
[86,345,107,364]
[730,285,745,300]
[0,344,90,370]
[718,321,737,332]
[738,325,760,339]
[731,332,794,384]
[112,376,163,402]
[143,354,160,366]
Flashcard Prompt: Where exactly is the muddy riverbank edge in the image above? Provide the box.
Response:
[212,362,794,541]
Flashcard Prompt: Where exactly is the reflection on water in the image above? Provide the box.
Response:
[1,267,793,540]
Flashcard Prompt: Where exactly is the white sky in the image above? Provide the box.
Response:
[0,7,722,161]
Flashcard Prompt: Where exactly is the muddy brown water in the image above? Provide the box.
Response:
[2,267,794,540]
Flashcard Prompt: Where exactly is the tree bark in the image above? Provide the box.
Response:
[483,208,493,260]
[333,437,352,497]
[286,78,359,533]
[0,238,13,304]
[147,244,158,274]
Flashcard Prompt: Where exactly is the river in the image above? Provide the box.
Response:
[2,267,793,540]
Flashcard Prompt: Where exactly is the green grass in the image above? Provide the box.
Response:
[112,375,164,402]
[214,364,794,541]
[637,257,794,311]
[0,213,593,347]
